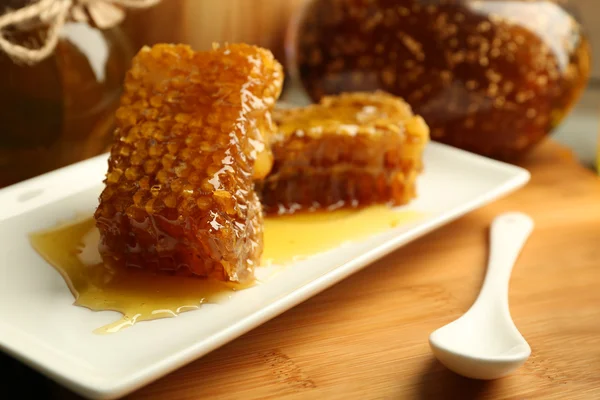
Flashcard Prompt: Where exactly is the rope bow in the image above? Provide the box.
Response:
[0,0,160,65]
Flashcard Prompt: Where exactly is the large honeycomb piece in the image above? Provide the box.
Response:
[257,92,429,214]
[94,43,283,282]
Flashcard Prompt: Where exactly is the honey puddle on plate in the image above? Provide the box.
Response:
[29,206,421,334]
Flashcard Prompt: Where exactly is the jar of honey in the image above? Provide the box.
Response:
[0,4,134,186]
[288,0,591,160]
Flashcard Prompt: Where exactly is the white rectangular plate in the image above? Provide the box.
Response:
[0,142,529,399]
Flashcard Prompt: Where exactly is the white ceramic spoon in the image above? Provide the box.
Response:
[429,212,534,380]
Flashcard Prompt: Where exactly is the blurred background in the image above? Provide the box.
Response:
[554,0,600,168]
[572,0,599,80]
[0,0,598,185]
[123,0,304,63]
[124,0,600,78]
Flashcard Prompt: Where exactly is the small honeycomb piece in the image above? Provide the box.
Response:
[257,92,429,214]
[94,43,283,282]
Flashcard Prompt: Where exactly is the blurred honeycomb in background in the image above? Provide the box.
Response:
[287,0,591,161]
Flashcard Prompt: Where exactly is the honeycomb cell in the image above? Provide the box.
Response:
[257,92,429,214]
[94,43,283,282]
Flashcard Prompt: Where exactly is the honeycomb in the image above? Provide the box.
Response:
[94,43,283,282]
[257,92,429,214]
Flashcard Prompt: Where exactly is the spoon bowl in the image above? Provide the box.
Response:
[429,212,534,380]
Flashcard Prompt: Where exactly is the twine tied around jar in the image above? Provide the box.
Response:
[0,0,160,65]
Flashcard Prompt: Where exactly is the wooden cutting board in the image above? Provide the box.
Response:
[5,140,600,399]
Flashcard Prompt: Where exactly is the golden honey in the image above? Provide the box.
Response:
[95,44,284,282]
[30,206,421,334]
[259,92,429,214]
[263,206,421,264]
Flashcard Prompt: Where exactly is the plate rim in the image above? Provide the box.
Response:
[0,142,530,399]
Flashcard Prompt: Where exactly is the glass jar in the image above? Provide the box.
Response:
[288,0,591,160]
[0,21,133,186]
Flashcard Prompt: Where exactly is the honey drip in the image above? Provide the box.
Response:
[30,206,421,334]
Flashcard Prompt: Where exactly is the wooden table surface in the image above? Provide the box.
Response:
[3,140,600,399]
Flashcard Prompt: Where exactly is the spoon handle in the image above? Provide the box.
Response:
[477,212,534,304]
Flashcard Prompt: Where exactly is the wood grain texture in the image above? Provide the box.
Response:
[2,140,599,399]
[122,140,600,399]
